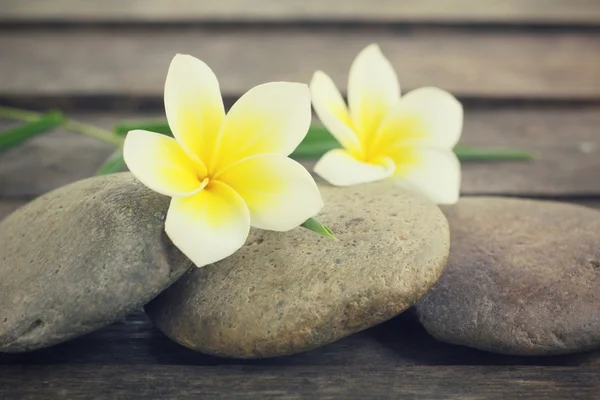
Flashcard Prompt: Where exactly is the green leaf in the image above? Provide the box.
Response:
[0,110,65,153]
[96,147,126,175]
[114,120,172,137]
[291,139,340,159]
[289,125,340,159]
[303,125,335,143]
[453,146,533,161]
[301,217,336,239]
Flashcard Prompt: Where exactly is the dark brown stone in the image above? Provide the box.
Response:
[146,182,450,358]
[0,172,191,352]
[415,197,600,356]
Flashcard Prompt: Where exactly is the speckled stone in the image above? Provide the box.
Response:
[0,172,191,352]
[416,197,600,356]
[146,182,450,358]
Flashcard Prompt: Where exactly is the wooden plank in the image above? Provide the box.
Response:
[0,129,114,197]
[1,107,600,198]
[0,30,599,100]
[1,311,598,367]
[0,199,23,221]
[0,364,598,399]
[2,0,600,25]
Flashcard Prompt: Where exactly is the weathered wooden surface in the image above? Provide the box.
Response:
[0,199,22,220]
[0,129,113,197]
[1,311,599,399]
[1,1,600,398]
[0,365,598,400]
[2,0,600,25]
[2,107,599,197]
[1,30,599,100]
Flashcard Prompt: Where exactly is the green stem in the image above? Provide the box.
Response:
[454,146,533,161]
[0,106,124,147]
[64,119,124,146]
[292,141,533,161]
[0,106,41,122]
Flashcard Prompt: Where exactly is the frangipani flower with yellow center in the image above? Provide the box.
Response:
[124,54,324,268]
[311,44,463,204]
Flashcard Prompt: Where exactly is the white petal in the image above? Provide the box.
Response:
[123,130,206,197]
[394,146,461,205]
[216,154,323,231]
[164,54,225,165]
[314,149,395,186]
[347,44,400,140]
[165,181,250,268]
[310,71,360,151]
[375,87,463,150]
[212,82,312,172]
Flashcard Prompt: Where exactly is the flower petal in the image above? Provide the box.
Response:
[212,82,311,172]
[216,154,323,231]
[164,54,225,165]
[347,44,400,142]
[165,180,250,268]
[313,148,395,186]
[310,71,360,151]
[123,129,206,197]
[393,146,461,205]
[375,87,463,150]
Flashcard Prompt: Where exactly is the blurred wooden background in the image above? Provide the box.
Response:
[1,1,599,398]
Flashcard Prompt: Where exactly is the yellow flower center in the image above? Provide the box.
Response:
[352,114,426,165]
[198,177,210,191]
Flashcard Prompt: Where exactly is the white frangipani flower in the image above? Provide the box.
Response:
[124,54,324,268]
[310,43,463,204]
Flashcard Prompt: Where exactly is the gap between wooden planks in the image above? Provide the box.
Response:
[1,106,599,198]
[0,364,598,399]
[2,0,600,25]
[0,29,599,100]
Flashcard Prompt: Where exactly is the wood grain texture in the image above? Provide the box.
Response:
[1,6,598,398]
[2,0,600,25]
[1,29,599,100]
[1,107,600,198]
[0,362,598,399]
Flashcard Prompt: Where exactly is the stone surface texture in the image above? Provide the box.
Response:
[416,197,600,356]
[0,172,191,352]
[146,182,450,358]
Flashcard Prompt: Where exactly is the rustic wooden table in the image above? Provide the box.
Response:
[1,1,599,398]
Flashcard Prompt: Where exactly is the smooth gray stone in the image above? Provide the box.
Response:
[416,197,600,356]
[0,172,191,352]
[146,182,450,358]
